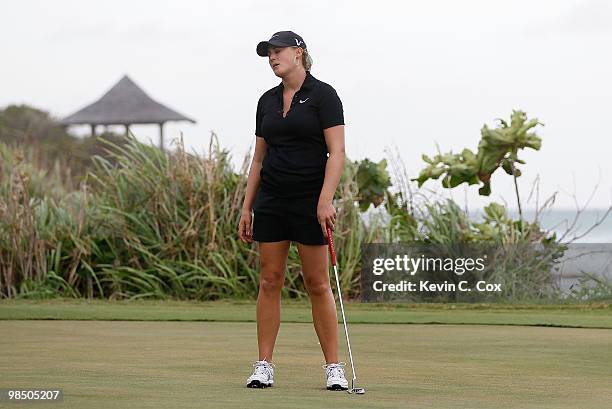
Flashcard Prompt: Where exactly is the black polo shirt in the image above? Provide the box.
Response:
[255,70,344,198]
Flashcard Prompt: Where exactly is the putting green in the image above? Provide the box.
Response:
[1,299,611,328]
[2,320,611,408]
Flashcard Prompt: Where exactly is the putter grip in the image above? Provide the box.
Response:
[326,226,337,266]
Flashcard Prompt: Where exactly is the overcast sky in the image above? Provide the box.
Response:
[2,0,611,211]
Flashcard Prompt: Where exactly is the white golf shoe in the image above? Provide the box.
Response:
[246,360,275,388]
[322,362,349,390]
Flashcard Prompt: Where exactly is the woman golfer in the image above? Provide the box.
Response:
[238,30,348,391]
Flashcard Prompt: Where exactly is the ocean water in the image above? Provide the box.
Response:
[364,206,612,243]
[500,208,612,244]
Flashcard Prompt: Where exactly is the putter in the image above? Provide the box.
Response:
[326,226,366,395]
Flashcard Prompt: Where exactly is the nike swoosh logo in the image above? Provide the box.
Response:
[299,98,309,103]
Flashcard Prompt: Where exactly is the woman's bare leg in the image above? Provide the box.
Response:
[296,242,339,364]
[256,240,290,362]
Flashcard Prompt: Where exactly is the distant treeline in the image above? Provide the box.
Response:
[0,104,129,187]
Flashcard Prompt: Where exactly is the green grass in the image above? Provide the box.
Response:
[2,300,611,408]
[1,299,611,328]
[1,320,611,409]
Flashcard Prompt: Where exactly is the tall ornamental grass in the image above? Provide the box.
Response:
[0,133,368,300]
[2,132,606,302]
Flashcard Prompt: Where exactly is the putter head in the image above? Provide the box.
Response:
[347,380,365,394]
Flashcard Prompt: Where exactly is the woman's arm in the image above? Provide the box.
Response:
[242,136,268,212]
[238,136,267,243]
[318,124,346,234]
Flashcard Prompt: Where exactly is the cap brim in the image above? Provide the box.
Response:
[256,40,288,57]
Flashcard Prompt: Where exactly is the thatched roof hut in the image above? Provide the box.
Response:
[60,74,196,150]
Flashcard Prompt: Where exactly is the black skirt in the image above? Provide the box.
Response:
[252,187,329,245]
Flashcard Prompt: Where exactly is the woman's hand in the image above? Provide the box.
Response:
[238,209,253,243]
[317,199,337,237]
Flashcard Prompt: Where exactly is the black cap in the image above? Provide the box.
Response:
[256,31,307,57]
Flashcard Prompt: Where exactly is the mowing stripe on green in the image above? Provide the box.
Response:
[1,299,610,328]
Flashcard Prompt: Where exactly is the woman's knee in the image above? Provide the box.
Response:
[259,266,284,294]
[304,276,331,297]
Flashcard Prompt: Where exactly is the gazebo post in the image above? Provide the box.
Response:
[125,124,130,138]
[159,122,165,152]
[91,124,96,137]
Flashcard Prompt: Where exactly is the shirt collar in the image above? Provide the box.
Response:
[272,70,315,95]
